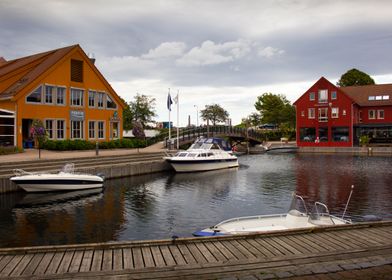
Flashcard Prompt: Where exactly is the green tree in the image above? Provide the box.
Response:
[241,112,261,127]
[123,94,157,130]
[254,93,295,128]
[200,104,229,126]
[337,68,375,87]
[30,119,47,159]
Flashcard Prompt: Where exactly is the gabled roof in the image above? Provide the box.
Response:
[340,83,392,106]
[0,45,125,108]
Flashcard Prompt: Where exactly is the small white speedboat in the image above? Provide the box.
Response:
[10,163,105,192]
[164,137,239,172]
[193,192,352,236]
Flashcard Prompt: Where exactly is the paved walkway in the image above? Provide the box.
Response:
[0,142,166,163]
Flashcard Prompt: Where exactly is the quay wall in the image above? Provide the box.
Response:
[0,160,171,194]
[299,146,392,156]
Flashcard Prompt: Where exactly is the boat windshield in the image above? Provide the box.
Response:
[288,193,308,216]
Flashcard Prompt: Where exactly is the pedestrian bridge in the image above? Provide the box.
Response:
[164,126,265,148]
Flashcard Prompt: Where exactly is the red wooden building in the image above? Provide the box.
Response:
[294,77,392,147]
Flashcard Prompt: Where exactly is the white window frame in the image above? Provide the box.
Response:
[377,110,384,119]
[331,91,337,100]
[368,110,376,120]
[45,119,55,139]
[25,85,43,104]
[309,92,315,101]
[318,108,328,122]
[106,94,118,109]
[331,107,339,118]
[88,120,96,139]
[56,87,66,106]
[71,120,84,139]
[88,90,96,108]
[111,122,119,139]
[44,84,55,104]
[97,92,105,109]
[56,119,65,139]
[70,88,84,107]
[318,89,328,103]
[98,121,105,139]
[308,108,315,119]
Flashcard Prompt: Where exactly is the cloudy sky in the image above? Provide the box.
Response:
[1,0,392,125]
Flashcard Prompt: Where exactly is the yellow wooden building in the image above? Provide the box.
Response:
[0,45,125,149]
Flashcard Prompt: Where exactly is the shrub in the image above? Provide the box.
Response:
[0,146,21,155]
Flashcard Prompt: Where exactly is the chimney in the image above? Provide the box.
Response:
[88,53,95,64]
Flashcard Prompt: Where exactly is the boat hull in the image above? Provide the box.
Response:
[165,158,239,172]
[11,174,104,192]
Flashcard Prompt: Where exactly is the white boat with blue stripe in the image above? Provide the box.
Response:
[164,137,239,172]
[10,163,105,192]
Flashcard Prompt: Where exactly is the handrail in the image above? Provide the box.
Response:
[313,201,335,225]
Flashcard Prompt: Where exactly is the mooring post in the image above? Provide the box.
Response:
[96,141,99,156]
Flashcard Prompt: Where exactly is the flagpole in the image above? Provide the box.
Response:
[168,88,171,148]
[177,90,179,150]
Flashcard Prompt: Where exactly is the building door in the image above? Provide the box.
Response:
[0,109,15,146]
[110,122,119,139]
[22,119,33,148]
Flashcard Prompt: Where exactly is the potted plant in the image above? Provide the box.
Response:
[359,135,370,147]
[30,119,47,159]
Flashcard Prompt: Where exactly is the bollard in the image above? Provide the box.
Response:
[96,141,99,156]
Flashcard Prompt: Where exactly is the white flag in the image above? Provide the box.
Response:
[173,94,179,104]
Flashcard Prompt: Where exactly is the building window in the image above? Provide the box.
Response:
[45,85,54,104]
[331,107,339,118]
[107,95,117,109]
[300,127,316,142]
[26,86,42,103]
[308,108,315,119]
[97,92,105,108]
[71,120,84,139]
[359,111,362,123]
[71,59,83,83]
[318,108,328,122]
[45,119,54,139]
[57,120,65,139]
[318,127,328,142]
[318,89,328,103]
[309,92,315,101]
[70,88,84,107]
[88,91,96,107]
[98,121,105,139]
[378,110,384,119]
[88,121,96,139]
[331,91,337,100]
[332,127,349,142]
[301,111,305,117]
[57,87,66,105]
[368,110,376,120]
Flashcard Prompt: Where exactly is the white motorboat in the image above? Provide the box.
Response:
[164,137,239,172]
[10,163,105,192]
[193,191,353,236]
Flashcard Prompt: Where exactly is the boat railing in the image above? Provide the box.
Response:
[212,213,287,228]
[311,201,336,225]
[294,194,309,214]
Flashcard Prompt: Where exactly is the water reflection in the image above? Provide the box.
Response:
[0,154,391,247]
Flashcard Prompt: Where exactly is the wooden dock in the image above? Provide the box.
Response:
[0,221,391,279]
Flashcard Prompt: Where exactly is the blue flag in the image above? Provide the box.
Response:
[167,92,173,111]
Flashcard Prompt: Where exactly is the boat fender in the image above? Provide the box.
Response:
[362,215,382,222]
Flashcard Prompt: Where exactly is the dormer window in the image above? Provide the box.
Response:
[318,89,328,103]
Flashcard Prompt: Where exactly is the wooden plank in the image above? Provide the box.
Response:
[266,237,297,255]
[218,240,246,260]
[237,239,267,258]
[123,248,134,269]
[150,246,166,267]
[56,250,74,274]
[254,238,286,256]
[102,249,113,271]
[328,231,367,248]
[194,242,217,263]
[307,232,342,250]
[21,253,44,276]
[288,235,325,253]
[280,236,313,254]
[314,232,351,250]
[79,250,93,272]
[0,255,14,274]
[367,227,392,239]
[177,244,197,264]
[10,254,34,276]
[39,252,60,275]
[90,250,103,272]
[270,236,303,255]
[0,255,24,277]
[68,250,84,273]
[243,239,271,258]
[185,243,208,263]
[113,248,123,271]
[322,231,365,249]
[362,228,392,243]
[202,241,227,262]
[227,240,256,259]
[300,234,335,252]
[168,245,187,265]
[141,247,155,268]
[159,246,176,266]
[33,252,54,275]
[132,247,144,269]
[345,230,385,246]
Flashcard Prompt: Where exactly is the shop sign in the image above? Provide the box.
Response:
[70,110,85,121]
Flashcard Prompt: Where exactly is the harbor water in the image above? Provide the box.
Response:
[0,153,391,248]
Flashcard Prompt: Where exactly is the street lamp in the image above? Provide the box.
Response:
[194,105,199,127]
